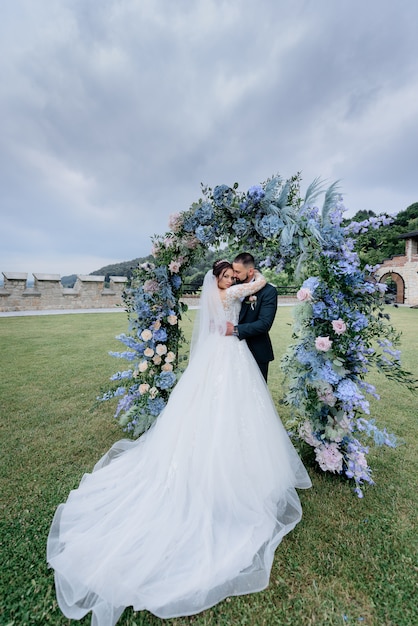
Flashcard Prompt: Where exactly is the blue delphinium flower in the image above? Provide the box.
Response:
[110,370,133,380]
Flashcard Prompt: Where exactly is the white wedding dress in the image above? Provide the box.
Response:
[47,271,311,625]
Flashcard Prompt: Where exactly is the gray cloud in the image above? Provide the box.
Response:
[1,0,418,276]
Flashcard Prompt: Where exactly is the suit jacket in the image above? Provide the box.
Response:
[237,282,278,365]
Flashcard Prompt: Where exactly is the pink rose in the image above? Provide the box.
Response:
[332,318,347,335]
[315,336,333,352]
[296,287,312,302]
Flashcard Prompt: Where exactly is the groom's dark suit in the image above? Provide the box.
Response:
[236,282,278,381]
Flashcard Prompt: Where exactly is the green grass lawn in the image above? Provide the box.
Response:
[0,307,417,626]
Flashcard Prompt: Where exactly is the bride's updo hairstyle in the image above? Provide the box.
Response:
[212,259,232,279]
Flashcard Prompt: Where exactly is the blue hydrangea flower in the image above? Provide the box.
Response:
[194,202,214,225]
[155,370,177,390]
[147,397,166,416]
[232,218,248,237]
[213,185,234,207]
[256,214,283,238]
[247,185,265,202]
[302,276,320,294]
[153,328,168,342]
[195,225,216,244]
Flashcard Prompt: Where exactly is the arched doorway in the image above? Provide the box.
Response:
[379,272,405,304]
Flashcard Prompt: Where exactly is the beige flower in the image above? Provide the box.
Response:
[153,319,161,330]
[144,347,154,358]
[165,351,176,363]
[138,360,148,372]
[162,363,173,372]
[149,386,158,399]
[139,383,150,394]
[167,315,178,326]
[156,344,168,356]
[152,355,162,365]
[140,329,153,341]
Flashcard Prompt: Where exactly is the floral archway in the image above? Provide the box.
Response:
[100,173,412,497]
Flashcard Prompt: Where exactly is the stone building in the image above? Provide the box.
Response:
[0,273,128,312]
[374,231,418,306]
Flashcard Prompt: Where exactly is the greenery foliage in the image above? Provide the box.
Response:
[348,202,418,267]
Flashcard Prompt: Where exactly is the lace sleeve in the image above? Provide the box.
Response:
[227,273,267,300]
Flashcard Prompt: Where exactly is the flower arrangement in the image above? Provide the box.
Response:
[244,295,257,310]
[281,204,415,496]
[99,173,415,494]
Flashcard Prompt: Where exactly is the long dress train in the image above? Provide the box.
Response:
[47,273,311,625]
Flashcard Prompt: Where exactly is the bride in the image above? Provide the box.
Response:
[47,260,312,625]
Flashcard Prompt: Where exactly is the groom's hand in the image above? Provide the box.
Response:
[225,322,234,336]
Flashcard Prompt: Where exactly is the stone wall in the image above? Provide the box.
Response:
[374,234,418,306]
[0,273,128,312]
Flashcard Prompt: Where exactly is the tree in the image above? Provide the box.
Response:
[348,203,418,267]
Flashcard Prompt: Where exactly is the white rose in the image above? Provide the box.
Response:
[156,344,168,356]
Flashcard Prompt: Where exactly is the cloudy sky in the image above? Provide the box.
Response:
[1,0,418,277]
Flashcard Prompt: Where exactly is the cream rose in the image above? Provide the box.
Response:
[138,360,149,372]
[156,344,168,356]
[144,347,154,358]
[140,329,153,341]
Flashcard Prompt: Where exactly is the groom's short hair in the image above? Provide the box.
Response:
[233,252,255,268]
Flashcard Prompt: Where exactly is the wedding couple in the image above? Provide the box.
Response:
[47,252,311,625]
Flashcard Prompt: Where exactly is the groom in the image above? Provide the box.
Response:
[226,252,278,382]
